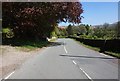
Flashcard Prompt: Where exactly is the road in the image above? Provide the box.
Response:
[3,38,118,80]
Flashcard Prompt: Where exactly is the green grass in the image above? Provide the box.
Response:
[78,42,100,51]
[3,39,50,51]
[73,39,120,58]
[18,45,38,51]
[105,51,120,58]
[17,40,49,51]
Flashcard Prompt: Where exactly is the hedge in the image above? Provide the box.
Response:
[69,36,120,53]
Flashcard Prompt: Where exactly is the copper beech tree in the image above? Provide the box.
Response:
[2,2,83,40]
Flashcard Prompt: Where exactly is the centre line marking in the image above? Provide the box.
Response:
[63,41,68,54]
[63,40,66,46]
[72,60,77,65]
[79,67,93,81]
[72,60,93,81]
[4,71,15,79]
[64,46,68,54]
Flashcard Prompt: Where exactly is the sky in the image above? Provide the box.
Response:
[58,1,118,26]
[118,2,120,21]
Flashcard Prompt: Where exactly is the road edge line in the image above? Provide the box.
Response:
[4,71,15,79]
[99,53,109,57]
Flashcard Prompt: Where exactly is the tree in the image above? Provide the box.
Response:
[93,23,118,39]
[93,27,104,39]
[66,24,73,36]
[102,23,109,39]
[72,24,87,36]
[117,21,120,39]
[85,24,90,35]
[54,26,67,37]
[54,25,61,37]
[2,2,83,40]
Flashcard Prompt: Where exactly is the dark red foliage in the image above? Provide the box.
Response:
[2,2,83,40]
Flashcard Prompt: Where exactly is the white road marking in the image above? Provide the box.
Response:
[79,68,93,81]
[4,71,15,79]
[63,41,68,54]
[99,53,109,57]
[64,41,65,45]
[72,60,93,81]
[64,46,68,54]
[72,60,77,65]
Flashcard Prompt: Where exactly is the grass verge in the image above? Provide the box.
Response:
[2,39,50,52]
[17,41,49,51]
[73,38,120,58]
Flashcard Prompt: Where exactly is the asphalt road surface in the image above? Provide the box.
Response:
[3,38,118,80]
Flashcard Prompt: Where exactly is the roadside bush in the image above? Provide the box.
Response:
[2,28,14,39]
[79,35,94,39]
[79,34,87,39]
[69,36,120,53]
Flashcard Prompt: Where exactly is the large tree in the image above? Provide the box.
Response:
[2,2,83,40]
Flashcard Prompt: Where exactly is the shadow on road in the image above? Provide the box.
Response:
[49,42,66,47]
[2,39,66,48]
[60,54,117,59]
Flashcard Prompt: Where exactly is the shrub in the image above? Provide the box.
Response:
[2,28,14,38]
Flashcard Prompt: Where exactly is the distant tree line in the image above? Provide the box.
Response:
[56,21,120,40]
[93,22,120,39]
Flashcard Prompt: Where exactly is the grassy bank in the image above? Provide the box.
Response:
[18,41,49,51]
[2,39,50,51]
[73,39,120,58]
